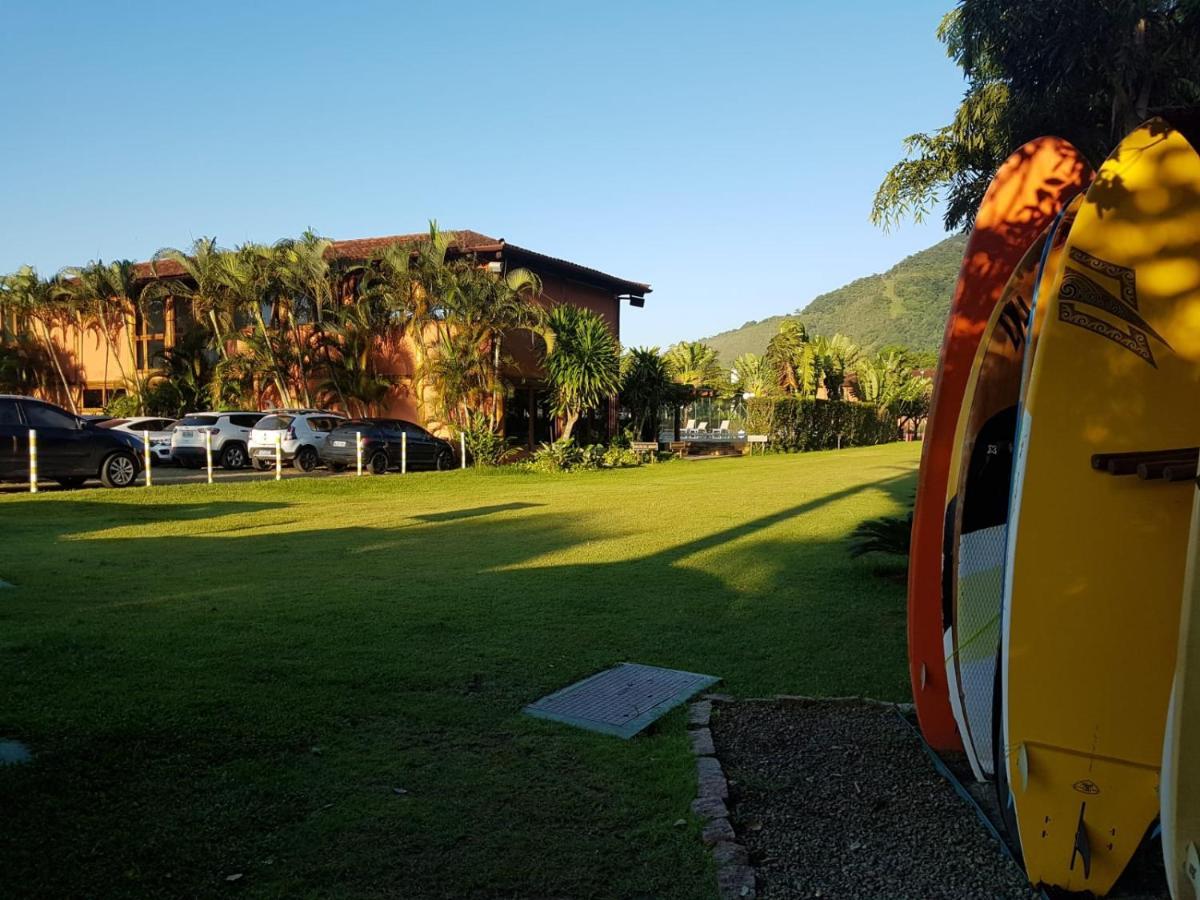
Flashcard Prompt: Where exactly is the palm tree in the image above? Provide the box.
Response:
[2,267,76,411]
[664,341,723,390]
[313,288,392,416]
[60,259,155,413]
[730,352,773,398]
[358,223,457,420]
[542,305,621,441]
[441,262,545,430]
[620,347,673,440]
[765,320,816,396]
[150,238,236,363]
[810,333,860,400]
[274,230,338,408]
[216,243,294,407]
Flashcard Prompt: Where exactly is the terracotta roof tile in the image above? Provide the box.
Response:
[133,229,649,296]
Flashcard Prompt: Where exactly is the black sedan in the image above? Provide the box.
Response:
[0,395,144,488]
[321,419,455,474]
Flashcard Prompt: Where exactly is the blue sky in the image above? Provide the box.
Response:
[0,1,963,348]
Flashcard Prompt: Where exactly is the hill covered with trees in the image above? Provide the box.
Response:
[700,234,965,362]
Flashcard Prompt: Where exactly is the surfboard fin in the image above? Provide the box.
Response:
[1186,843,1200,896]
[1070,801,1091,880]
[1017,743,1029,792]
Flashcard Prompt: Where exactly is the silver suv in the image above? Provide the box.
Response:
[171,411,265,469]
[249,410,346,472]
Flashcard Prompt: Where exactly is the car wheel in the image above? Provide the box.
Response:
[221,443,248,469]
[295,446,319,472]
[56,476,87,489]
[252,458,272,471]
[100,451,138,488]
[435,451,452,471]
[368,451,389,475]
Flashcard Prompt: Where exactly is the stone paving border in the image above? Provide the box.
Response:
[688,694,755,900]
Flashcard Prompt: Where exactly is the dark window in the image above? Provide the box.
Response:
[256,415,294,430]
[178,415,219,427]
[135,300,168,370]
[307,417,335,432]
[24,402,78,430]
[0,399,20,425]
[229,414,264,428]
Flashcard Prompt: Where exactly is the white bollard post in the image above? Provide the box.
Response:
[356,432,363,476]
[275,433,282,481]
[205,431,214,485]
[401,432,407,475]
[28,429,37,494]
[460,432,466,469]
[143,430,153,487]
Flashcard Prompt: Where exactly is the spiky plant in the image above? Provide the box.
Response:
[848,511,913,559]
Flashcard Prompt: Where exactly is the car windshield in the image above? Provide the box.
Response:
[256,415,293,430]
[178,415,218,427]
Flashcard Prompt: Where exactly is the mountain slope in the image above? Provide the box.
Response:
[700,234,966,362]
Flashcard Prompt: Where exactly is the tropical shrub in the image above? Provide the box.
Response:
[848,511,913,559]
[459,413,517,467]
[745,397,898,451]
[603,445,642,468]
[528,438,584,473]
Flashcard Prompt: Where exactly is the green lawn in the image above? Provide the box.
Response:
[0,443,918,899]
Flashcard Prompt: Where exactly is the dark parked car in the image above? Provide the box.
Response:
[321,419,455,474]
[0,395,144,488]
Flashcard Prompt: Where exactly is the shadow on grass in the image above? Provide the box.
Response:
[412,501,544,523]
[0,464,916,899]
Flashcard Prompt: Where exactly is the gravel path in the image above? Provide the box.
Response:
[710,700,1038,899]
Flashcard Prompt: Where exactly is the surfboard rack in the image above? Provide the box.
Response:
[1091,447,1199,480]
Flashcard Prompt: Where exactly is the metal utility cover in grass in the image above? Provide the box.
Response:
[525,663,720,739]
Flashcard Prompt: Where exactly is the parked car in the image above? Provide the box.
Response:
[320,419,455,474]
[0,395,143,488]
[248,410,346,472]
[101,417,178,464]
[171,411,265,469]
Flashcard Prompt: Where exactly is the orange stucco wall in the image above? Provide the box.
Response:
[38,269,628,430]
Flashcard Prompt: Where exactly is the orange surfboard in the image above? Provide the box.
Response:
[908,137,1091,749]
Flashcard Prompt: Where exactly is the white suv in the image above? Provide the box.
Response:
[249,410,346,472]
[171,411,265,469]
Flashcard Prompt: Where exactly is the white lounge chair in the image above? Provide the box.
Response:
[694,421,709,439]
[682,418,696,439]
[713,420,731,440]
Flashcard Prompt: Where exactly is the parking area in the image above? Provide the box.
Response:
[0,463,356,494]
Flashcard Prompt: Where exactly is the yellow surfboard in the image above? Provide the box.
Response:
[1003,119,1200,895]
[1165,486,1200,900]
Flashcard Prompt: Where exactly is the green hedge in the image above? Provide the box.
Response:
[745,397,898,452]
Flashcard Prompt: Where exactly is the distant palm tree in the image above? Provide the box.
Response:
[731,352,773,398]
[150,238,235,362]
[811,333,860,400]
[543,305,621,441]
[664,340,723,389]
[620,346,674,439]
[2,267,76,410]
[766,320,816,396]
[359,223,456,420]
